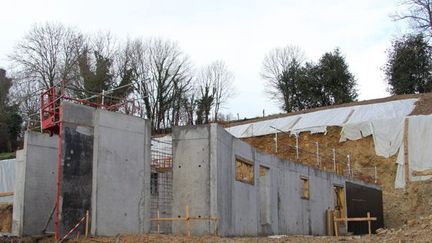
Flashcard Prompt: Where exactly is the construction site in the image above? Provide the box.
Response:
[1,85,432,243]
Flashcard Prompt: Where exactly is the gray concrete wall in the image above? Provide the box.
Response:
[61,101,151,236]
[91,108,151,236]
[172,124,364,236]
[172,126,212,235]
[14,102,151,237]
[12,132,58,236]
[59,102,95,236]
[0,159,16,203]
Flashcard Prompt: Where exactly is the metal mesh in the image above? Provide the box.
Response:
[150,137,173,233]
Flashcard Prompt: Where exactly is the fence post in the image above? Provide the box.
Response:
[347,155,351,177]
[316,142,320,167]
[101,90,105,107]
[374,166,377,184]
[274,133,278,153]
[295,134,299,160]
[332,148,336,172]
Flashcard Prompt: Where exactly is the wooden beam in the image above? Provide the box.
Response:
[412,169,432,176]
[0,192,14,197]
[404,118,409,184]
[367,212,372,236]
[333,217,377,222]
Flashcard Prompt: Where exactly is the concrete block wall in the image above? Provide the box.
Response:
[13,102,151,237]
[12,132,58,236]
[173,124,369,236]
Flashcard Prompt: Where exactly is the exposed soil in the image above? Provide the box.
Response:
[242,125,432,230]
[0,204,12,233]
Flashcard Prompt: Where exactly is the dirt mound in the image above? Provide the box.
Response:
[0,204,12,233]
[374,214,432,242]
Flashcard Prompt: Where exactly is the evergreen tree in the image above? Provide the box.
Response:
[315,48,358,105]
[384,34,432,95]
[0,69,22,152]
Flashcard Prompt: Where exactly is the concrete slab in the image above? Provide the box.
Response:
[12,132,58,236]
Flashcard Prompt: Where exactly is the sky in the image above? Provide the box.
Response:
[0,0,409,119]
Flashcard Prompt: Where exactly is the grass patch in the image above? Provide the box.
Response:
[0,152,15,160]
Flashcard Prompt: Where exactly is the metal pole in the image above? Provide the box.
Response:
[374,166,377,184]
[347,155,351,177]
[101,90,105,107]
[274,133,278,153]
[316,142,320,167]
[295,134,299,160]
[332,148,336,171]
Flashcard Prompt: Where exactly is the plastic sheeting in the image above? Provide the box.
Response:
[395,115,432,188]
[226,116,299,137]
[0,159,15,203]
[227,98,418,139]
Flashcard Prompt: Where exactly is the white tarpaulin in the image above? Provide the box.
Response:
[395,115,432,188]
[290,107,352,135]
[0,159,15,203]
[227,98,417,139]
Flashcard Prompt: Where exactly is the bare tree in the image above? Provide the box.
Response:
[197,60,234,122]
[9,22,84,89]
[9,22,84,119]
[261,45,306,111]
[393,0,432,37]
[132,38,192,131]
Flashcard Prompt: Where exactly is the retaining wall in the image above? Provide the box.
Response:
[172,124,383,236]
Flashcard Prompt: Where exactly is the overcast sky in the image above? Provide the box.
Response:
[0,0,409,118]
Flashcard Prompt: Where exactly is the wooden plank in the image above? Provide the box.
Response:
[367,212,371,236]
[157,210,160,234]
[150,218,186,221]
[412,169,432,176]
[404,118,409,184]
[85,210,89,237]
[185,205,190,237]
[0,192,14,197]
[334,217,377,222]
[333,216,339,237]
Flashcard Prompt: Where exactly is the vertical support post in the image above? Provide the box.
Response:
[101,90,105,108]
[367,212,371,236]
[333,214,339,237]
[55,108,63,240]
[157,210,160,234]
[274,133,278,153]
[374,166,378,184]
[316,142,320,167]
[404,118,409,185]
[295,134,299,160]
[347,155,351,178]
[185,205,190,237]
[85,210,89,237]
[332,148,336,172]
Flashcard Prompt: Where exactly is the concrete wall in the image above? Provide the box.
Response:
[0,159,16,203]
[13,102,151,237]
[12,132,58,236]
[60,102,95,236]
[172,124,381,236]
[59,102,151,236]
[91,108,151,235]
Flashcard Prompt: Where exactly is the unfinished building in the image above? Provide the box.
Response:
[12,101,152,238]
[171,124,383,236]
[3,88,390,239]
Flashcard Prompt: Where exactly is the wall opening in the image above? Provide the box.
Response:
[334,185,345,219]
[150,137,173,233]
[259,166,271,226]
[300,176,310,200]
[235,157,254,185]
